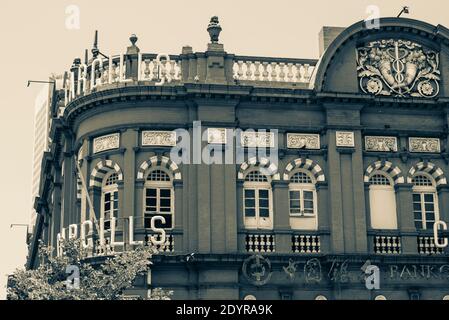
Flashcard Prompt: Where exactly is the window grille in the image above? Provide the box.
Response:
[245,171,269,182]
[412,174,433,187]
[290,172,313,184]
[147,170,171,182]
[369,174,391,185]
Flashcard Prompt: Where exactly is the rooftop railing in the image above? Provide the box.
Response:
[232,56,316,83]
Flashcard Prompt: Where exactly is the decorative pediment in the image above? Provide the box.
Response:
[356,39,440,98]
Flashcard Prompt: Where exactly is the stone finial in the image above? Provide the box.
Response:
[130,34,138,46]
[207,16,222,43]
[127,34,140,54]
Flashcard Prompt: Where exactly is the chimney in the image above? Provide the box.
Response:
[318,26,345,56]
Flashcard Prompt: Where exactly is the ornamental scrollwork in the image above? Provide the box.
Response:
[409,137,441,153]
[287,133,320,150]
[356,39,440,98]
[93,133,120,154]
[241,132,275,148]
[365,136,397,152]
[142,131,177,147]
[336,131,354,147]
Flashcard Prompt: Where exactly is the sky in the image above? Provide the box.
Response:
[1,0,448,299]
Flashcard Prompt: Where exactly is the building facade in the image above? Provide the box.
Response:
[29,17,449,300]
[30,83,51,229]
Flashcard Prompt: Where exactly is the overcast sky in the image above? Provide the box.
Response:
[1,0,448,299]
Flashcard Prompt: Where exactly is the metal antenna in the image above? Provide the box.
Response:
[91,30,109,60]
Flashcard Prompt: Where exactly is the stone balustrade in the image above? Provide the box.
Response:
[232,56,316,83]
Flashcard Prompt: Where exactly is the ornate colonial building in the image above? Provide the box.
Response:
[29,17,449,300]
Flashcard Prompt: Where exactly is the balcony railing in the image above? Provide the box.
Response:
[417,236,444,255]
[245,234,276,253]
[292,234,321,253]
[373,235,402,254]
[145,234,175,253]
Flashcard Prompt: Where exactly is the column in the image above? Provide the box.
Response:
[396,183,417,254]
[272,180,290,253]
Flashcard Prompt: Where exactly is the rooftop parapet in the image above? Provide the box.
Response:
[62,16,318,109]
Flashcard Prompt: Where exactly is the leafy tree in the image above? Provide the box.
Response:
[7,239,173,300]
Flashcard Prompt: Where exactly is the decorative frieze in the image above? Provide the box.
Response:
[287,133,320,150]
[365,136,397,152]
[241,131,275,148]
[93,133,120,154]
[142,131,177,147]
[409,137,440,153]
[207,128,227,144]
[336,131,354,147]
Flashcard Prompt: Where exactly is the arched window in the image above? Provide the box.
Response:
[412,173,439,230]
[101,172,119,230]
[243,170,273,229]
[144,169,174,229]
[288,170,317,230]
[368,172,398,229]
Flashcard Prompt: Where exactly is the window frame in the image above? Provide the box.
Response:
[243,170,273,230]
[288,170,317,218]
[101,171,119,230]
[143,168,175,230]
[412,173,439,231]
[368,171,398,230]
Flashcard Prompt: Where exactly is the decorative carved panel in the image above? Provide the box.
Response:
[287,133,320,150]
[365,136,397,152]
[207,128,227,144]
[356,39,440,98]
[241,131,275,148]
[336,131,354,147]
[409,137,440,153]
[93,133,120,154]
[142,131,177,147]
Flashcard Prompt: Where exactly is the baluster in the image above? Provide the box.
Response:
[260,235,266,252]
[237,61,244,79]
[248,235,254,252]
[300,235,305,253]
[295,63,303,82]
[254,235,260,252]
[144,59,151,80]
[287,63,293,82]
[152,59,159,81]
[253,61,261,80]
[279,62,286,82]
[245,61,253,80]
[305,236,311,253]
[303,64,311,81]
[262,62,269,81]
[270,62,277,81]
[161,59,168,82]
[169,60,176,80]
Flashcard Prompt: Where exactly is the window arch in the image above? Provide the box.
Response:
[243,169,273,230]
[412,172,439,230]
[368,171,398,230]
[143,167,174,230]
[288,169,318,230]
[89,160,123,229]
